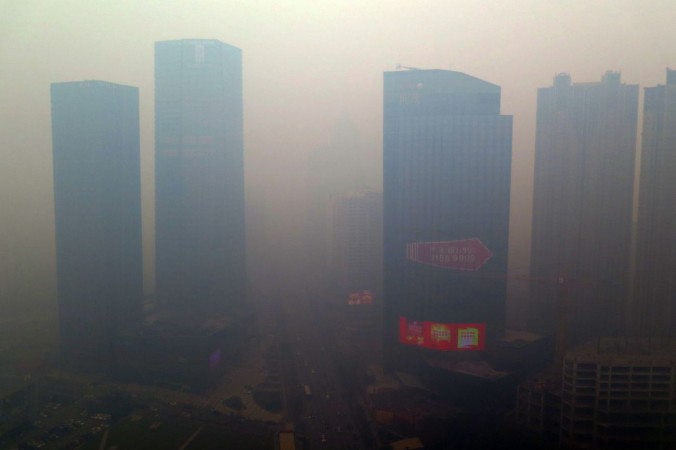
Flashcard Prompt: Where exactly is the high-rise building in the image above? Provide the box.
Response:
[631,69,676,337]
[383,69,512,363]
[530,72,638,342]
[51,80,143,370]
[304,115,374,286]
[329,190,383,299]
[330,191,383,350]
[155,39,245,316]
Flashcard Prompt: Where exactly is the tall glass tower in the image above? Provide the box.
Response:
[383,69,512,364]
[155,39,245,316]
[51,80,143,370]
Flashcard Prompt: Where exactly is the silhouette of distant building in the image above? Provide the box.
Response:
[330,191,383,352]
[631,68,676,337]
[530,72,638,343]
[304,115,373,287]
[382,69,512,365]
[51,80,143,370]
[329,190,383,299]
[155,39,245,316]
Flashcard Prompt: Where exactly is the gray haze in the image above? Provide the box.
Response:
[2,0,676,330]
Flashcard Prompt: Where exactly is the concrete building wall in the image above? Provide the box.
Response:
[631,69,676,338]
[530,72,638,343]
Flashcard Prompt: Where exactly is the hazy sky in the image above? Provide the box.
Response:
[2,0,675,315]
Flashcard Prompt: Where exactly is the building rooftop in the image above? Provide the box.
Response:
[385,68,499,94]
[390,437,425,450]
[426,358,509,381]
[567,337,676,363]
[497,329,543,348]
[143,308,254,337]
[155,38,241,51]
[51,80,137,89]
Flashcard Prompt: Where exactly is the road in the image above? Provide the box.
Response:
[275,291,370,450]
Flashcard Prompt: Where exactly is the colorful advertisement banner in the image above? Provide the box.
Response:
[398,317,485,351]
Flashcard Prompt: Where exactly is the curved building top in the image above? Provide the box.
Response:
[384,69,502,116]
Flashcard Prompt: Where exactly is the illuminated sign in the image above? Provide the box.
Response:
[347,290,374,305]
[398,317,485,351]
[458,326,480,349]
[406,238,492,271]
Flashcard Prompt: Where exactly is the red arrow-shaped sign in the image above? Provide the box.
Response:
[406,238,493,271]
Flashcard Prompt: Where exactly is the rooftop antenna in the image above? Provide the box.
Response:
[396,63,421,71]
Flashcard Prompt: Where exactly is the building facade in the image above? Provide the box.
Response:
[303,115,376,290]
[155,39,245,316]
[330,191,383,351]
[631,69,676,338]
[518,338,676,449]
[329,190,383,299]
[51,80,143,370]
[530,72,638,342]
[383,69,512,363]
[560,339,676,449]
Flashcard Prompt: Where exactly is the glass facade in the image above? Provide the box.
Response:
[51,80,143,369]
[155,39,245,315]
[383,70,512,361]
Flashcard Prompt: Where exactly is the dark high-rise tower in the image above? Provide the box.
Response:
[155,39,245,315]
[51,80,143,370]
[383,69,512,362]
[530,72,638,342]
[631,69,676,337]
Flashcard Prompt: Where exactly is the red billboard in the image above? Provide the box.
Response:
[347,290,374,305]
[406,238,492,271]
[398,317,485,351]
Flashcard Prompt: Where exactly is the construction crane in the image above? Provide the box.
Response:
[455,268,610,379]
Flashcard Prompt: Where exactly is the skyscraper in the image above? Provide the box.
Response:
[304,115,373,288]
[383,69,512,362]
[330,191,383,349]
[329,190,383,300]
[631,69,676,337]
[530,72,638,342]
[155,39,245,316]
[51,80,143,370]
